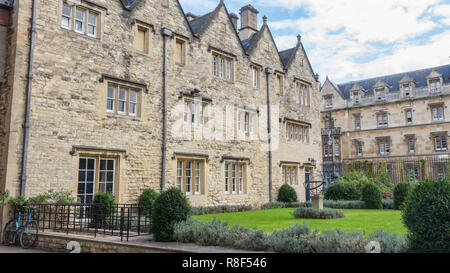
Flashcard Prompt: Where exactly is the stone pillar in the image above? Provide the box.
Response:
[311,195,324,210]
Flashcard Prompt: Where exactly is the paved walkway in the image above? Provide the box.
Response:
[0,245,50,253]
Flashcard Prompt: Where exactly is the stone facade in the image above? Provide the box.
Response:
[320,65,450,183]
[0,0,321,222]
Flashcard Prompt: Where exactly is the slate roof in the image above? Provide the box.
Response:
[279,47,296,68]
[335,64,450,99]
[189,12,214,34]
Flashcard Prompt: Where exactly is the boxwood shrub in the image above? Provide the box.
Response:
[361,182,383,209]
[152,188,191,242]
[138,188,159,215]
[402,179,450,253]
[393,182,412,210]
[293,207,344,219]
[324,182,360,201]
[277,184,298,203]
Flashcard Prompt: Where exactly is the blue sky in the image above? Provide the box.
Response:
[179,0,450,84]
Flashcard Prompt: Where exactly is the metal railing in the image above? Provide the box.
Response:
[18,203,152,241]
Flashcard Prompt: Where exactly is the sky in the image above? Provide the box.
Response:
[179,0,450,84]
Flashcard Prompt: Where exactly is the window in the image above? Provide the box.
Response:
[282,165,298,186]
[286,122,309,143]
[175,38,186,64]
[431,105,444,121]
[407,137,415,153]
[334,139,340,156]
[184,99,208,126]
[237,110,255,137]
[378,139,391,155]
[87,12,98,37]
[252,67,259,88]
[106,84,140,117]
[136,26,149,53]
[376,88,385,100]
[77,156,118,205]
[354,92,360,104]
[297,83,310,106]
[212,52,233,80]
[434,135,448,152]
[129,91,137,116]
[323,142,332,157]
[61,3,99,38]
[118,88,127,114]
[406,109,412,124]
[355,115,361,130]
[61,3,72,29]
[430,79,441,93]
[277,74,284,93]
[403,84,411,96]
[356,141,363,156]
[177,158,204,195]
[324,96,333,108]
[74,8,85,33]
[377,113,388,127]
[224,162,247,194]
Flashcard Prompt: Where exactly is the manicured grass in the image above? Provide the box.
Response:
[193,208,407,236]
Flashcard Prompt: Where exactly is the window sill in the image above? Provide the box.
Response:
[106,112,141,121]
[61,27,101,41]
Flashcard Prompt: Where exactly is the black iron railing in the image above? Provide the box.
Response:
[18,203,152,241]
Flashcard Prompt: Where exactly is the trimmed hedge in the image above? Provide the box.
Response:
[90,192,115,229]
[324,182,360,201]
[152,188,191,242]
[261,200,394,210]
[393,182,412,210]
[361,182,383,209]
[277,184,298,203]
[191,204,253,215]
[402,179,450,253]
[293,207,344,219]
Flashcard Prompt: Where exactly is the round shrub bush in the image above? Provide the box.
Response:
[361,182,382,209]
[324,182,360,201]
[402,179,450,253]
[393,182,412,210]
[91,192,115,228]
[293,207,344,219]
[138,188,159,215]
[277,184,298,203]
[152,188,191,242]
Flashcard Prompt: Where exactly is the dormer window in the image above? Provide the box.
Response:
[376,88,385,100]
[429,79,441,93]
[403,84,411,96]
[212,52,233,81]
[353,92,360,104]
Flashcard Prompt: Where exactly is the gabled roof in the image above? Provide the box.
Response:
[243,21,284,69]
[187,0,246,54]
[335,64,450,99]
[279,36,317,80]
[322,76,346,99]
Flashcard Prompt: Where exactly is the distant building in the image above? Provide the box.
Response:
[320,65,450,183]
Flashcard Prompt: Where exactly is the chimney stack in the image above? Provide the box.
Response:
[238,4,259,40]
[229,13,238,30]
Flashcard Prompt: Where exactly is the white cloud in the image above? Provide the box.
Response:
[268,0,449,83]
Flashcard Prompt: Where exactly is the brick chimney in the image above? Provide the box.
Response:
[238,4,259,40]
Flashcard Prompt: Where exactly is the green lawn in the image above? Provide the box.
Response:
[193,208,407,236]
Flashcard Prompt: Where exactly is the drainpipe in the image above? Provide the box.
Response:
[160,28,172,192]
[265,67,273,202]
[20,0,37,197]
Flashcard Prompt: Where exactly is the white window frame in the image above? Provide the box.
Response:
[107,86,115,113]
[74,8,85,34]
[87,11,98,38]
[129,91,137,116]
[61,3,72,30]
[118,88,127,115]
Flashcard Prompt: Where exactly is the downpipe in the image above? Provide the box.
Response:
[160,28,172,192]
[265,67,273,202]
[20,0,37,197]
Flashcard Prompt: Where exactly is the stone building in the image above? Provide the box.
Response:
[0,0,321,225]
[320,64,450,184]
